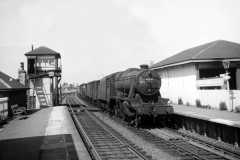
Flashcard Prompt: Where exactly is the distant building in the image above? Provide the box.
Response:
[0,71,29,117]
[69,84,75,89]
[151,40,240,111]
[25,46,62,109]
[62,82,68,87]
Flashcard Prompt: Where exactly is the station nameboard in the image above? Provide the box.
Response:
[196,78,224,87]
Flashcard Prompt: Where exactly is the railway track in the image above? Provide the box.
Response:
[151,127,240,160]
[66,94,153,160]
[110,113,239,160]
[65,94,240,160]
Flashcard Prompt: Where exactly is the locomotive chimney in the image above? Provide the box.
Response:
[140,64,149,70]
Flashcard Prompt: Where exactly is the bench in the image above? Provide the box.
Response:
[0,115,4,125]
[11,104,27,119]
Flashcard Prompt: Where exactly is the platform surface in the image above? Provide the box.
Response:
[172,104,240,128]
[0,106,91,160]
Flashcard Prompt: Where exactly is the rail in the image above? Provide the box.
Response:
[67,93,150,160]
[164,127,240,160]
[67,96,101,160]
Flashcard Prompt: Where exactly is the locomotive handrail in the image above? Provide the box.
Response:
[115,75,137,81]
[140,75,161,79]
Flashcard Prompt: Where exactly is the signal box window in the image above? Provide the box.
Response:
[28,58,35,74]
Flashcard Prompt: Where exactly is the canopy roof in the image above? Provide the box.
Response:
[151,40,240,69]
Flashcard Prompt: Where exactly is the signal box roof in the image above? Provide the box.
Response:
[25,46,61,58]
[0,71,29,91]
[151,40,240,69]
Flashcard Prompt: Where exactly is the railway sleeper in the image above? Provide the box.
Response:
[155,143,173,147]
[99,153,139,159]
[87,132,109,134]
[97,150,135,155]
[92,143,123,147]
[157,146,176,150]
[91,142,122,146]
[90,138,118,141]
[199,154,224,159]
[88,135,113,138]
[85,132,108,135]
[180,155,199,160]
[96,147,130,152]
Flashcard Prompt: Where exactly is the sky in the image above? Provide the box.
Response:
[0,0,240,85]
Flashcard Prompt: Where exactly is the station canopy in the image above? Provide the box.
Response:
[150,40,240,69]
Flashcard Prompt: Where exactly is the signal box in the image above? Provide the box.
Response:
[25,46,62,109]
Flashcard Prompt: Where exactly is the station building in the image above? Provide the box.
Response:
[0,71,29,117]
[24,46,62,109]
[150,40,240,111]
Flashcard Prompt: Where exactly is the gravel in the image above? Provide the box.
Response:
[147,128,181,140]
[93,112,180,160]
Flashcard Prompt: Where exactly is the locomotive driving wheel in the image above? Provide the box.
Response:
[134,115,141,128]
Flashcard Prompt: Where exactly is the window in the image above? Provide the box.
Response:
[36,56,55,70]
[28,59,35,74]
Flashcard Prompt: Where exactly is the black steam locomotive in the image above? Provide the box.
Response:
[78,64,173,127]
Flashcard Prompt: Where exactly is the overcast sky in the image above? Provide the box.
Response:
[0,0,240,85]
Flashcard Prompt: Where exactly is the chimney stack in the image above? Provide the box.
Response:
[20,62,24,70]
[31,45,34,51]
[140,64,149,70]
[18,62,26,85]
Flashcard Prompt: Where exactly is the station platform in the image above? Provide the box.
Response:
[0,106,91,160]
[172,104,240,128]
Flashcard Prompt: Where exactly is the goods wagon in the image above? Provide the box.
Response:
[85,80,99,104]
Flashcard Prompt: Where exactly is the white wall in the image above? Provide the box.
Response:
[161,90,240,111]
[155,63,240,111]
[158,63,197,92]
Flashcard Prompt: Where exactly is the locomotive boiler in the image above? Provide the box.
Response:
[115,64,161,98]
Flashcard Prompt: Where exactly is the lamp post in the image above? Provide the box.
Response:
[222,60,231,90]
[222,60,230,73]
[222,60,233,111]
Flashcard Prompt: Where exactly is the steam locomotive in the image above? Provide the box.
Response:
[78,64,173,127]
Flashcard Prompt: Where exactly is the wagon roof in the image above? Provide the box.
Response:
[87,80,100,84]
[100,72,119,81]
[150,40,240,69]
